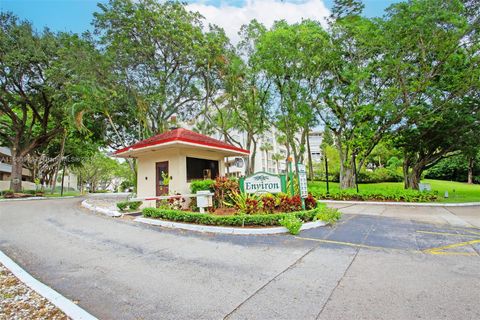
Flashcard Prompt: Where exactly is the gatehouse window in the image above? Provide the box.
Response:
[186,157,219,181]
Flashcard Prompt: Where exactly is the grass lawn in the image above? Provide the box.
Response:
[308,179,480,203]
[44,191,82,198]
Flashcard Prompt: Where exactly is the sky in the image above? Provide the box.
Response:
[0,0,400,42]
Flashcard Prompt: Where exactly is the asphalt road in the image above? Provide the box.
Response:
[1,198,479,320]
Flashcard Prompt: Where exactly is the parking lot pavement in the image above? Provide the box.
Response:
[0,198,479,320]
[300,214,480,255]
[327,202,480,228]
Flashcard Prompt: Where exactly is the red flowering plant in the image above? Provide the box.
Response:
[244,197,261,215]
[304,193,318,210]
[225,191,262,215]
[214,177,239,208]
[277,194,302,212]
[167,194,185,210]
[261,194,277,214]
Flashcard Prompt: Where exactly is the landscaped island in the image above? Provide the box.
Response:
[138,177,341,235]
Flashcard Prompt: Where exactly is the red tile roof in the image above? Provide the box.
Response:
[114,128,250,155]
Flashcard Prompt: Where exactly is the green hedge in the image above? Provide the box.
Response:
[142,205,333,227]
[315,189,438,202]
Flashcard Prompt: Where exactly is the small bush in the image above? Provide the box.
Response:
[279,215,303,235]
[304,193,318,210]
[225,191,262,214]
[128,201,142,211]
[277,194,302,212]
[261,194,276,213]
[316,208,342,225]
[1,189,14,196]
[117,201,129,211]
[190,179,214,193]
[117,201,143,211]
[167,195,185,210]
[214,177,239,208]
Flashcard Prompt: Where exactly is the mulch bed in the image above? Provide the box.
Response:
[210,207,237,216]
[0,263,69,320]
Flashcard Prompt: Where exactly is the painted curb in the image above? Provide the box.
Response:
[0,196,76,202]
[135,217,327,235]
[0,250,97,320]
[320,200,480,207]
[81,199,122,217]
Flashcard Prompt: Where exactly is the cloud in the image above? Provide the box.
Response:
[187,0,330,43]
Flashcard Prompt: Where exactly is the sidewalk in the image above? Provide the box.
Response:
[326,203,480,228]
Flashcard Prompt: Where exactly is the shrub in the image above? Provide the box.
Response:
[358,168,403,183]
[316,208,342,225]
[167,195,185,210]
[226,191,262,214]
[314,189,438,202]
[117,201,129,211]
[128,201,142,211]
[190,179,214,193]
[141,206,335,227]
[277,194,302,212]
[279,215,303,235]
[261,194,276,213]
[117,201,143,211]
[213,177,239,208]
[304,193,317,210]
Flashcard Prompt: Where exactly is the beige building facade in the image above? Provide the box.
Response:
[115,128,249,207]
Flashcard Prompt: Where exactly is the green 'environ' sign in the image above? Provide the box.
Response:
[239,172,287,194]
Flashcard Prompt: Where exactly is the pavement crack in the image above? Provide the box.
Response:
[222,246,317,320]
[315,247,360,320]
[315,218,377,320]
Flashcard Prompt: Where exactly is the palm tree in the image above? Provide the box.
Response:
[260,142,273,172]
[271,153,284,174]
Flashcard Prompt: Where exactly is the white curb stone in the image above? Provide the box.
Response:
[81,199,122,217]
[0,250,97,320]
[135,217,326,235]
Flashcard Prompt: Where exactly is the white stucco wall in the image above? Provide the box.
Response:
[136,147,226,207]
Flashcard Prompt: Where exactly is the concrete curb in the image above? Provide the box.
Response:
[0,196,76,202]
[135,217,326,235]
[0,250,97,320]
[81,199,122,217]
[320,200,480,207]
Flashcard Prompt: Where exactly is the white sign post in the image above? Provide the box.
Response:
[297,163,308,210]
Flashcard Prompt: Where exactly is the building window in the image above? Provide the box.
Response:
[186,157,219,181]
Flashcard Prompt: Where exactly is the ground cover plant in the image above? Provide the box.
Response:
[117,201,142,212]
[308,179,480,203]
[279,215,303,235]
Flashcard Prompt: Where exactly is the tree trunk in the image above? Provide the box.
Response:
[404,168,421,190]
[250,139,257,175]
[306,130,314,180]
[10,151,23,193]
[467,157,474,184]
[50,130,67,194]
[403,160,409,189]
[339,151,356,189]
[340,166,356,189]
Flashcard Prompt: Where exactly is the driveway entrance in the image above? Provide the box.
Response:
[0,198,479,320]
